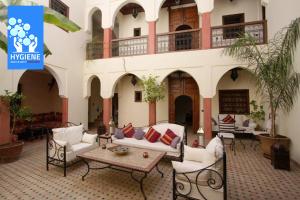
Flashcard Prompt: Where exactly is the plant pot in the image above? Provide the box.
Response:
[0,141,24,163]
[259,134,290,159]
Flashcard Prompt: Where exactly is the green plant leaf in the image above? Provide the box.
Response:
[44,7,81,32]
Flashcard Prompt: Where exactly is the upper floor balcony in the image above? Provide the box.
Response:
[86,0,267,60]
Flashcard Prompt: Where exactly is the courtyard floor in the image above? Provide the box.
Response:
[0,138,300,200]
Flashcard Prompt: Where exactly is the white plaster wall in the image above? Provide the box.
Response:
[117,75,149,126]
[211,0,262,26]
[0,0,88,128]
[266,0,300,163]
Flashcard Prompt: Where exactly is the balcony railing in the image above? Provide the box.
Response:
[156,29,201,53]
[86,42,103,60]
[211,20,267,48]
[112,36,148,57]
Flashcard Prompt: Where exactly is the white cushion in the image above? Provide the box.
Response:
[144,123,185,142]
[206,137,221,153]
[65,125,84,145]
[184,145,215,164]
[72,143,97,155]
[52,128,67,141]
[53,139,72,152]
[82,133,97,144]
[112,136,179,153]
[172,160,210,173]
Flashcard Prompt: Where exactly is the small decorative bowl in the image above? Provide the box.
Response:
[108,145,129,155]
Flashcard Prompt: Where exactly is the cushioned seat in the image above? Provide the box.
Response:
[112,123,185,159]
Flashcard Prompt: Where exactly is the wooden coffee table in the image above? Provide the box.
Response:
[77,144,166,200]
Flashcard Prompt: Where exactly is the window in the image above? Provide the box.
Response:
[134,28,141,37]
[219,89,250,115]
[134,91,142,102]
[222,13,245,39]
[50,0,69,18]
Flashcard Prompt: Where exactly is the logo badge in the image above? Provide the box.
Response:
[7,6,44,70]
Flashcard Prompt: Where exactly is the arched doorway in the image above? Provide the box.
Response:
[87,9,103,60]
[17,69,62,139]
[167,71,200,133]
[175,24,193,50]
[88,77,103,130]
[175,95,193,126]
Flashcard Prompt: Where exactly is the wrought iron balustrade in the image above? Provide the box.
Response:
[112,36,148,57]
[86,42,103,60]
[156,29,201,53]
[211,20,267,48]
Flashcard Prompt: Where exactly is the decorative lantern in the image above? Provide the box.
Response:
[197,127,205,146]
[109,119,115,135]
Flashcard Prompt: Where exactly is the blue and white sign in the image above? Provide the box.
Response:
[7,6,44,70]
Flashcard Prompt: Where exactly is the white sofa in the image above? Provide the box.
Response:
[172,136,226,200]
[112,123,186,160]
[46,124,98,176]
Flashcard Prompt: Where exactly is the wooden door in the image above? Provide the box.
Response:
[169,77,200,133]
[169,6,199,32]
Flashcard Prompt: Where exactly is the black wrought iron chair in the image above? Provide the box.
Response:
[46,122,91,177]
[173,137,227,200]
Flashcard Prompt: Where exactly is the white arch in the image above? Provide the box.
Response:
[154,0,214,20]
[83,74,103,98]
[14,65,66,97]
[109,72,143,97]
[211,65,255,97]
[110,0,150,28]
[84,6,103,32]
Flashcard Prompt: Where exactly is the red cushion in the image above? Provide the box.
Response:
[144,127,161,143]
[222,115,235,123]
[160,129,177,145]
[122,123,135,138]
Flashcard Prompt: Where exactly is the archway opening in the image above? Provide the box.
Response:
[88,77,103,130]
[87,9,103,60]
[212,67,265,134]
[113,74,145,127]
[175,24,193,50]
[164,71,200,138]
[112,3,147,56]
[175,95,193,126]
[17,69,62,140]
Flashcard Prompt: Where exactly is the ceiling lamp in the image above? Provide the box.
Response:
[131,75,138,86]
[132,7,138,18]
[231,68,239,81]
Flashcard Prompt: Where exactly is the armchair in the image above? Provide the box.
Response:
[46,122,98,177]
[172,136,226,200]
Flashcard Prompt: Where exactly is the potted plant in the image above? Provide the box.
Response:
[0,90,31,163]
[248,100,265,131]
[140,75,165,125]
[225,18,300,158]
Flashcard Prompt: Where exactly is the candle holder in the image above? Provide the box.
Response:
[143,152,149,158]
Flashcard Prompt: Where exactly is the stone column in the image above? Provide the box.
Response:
[103,98,112,131]
[201,12,211,49]
[0,100,10,145]
[103,28,112,58]
[149,101,156,126]
[148,21,156,54]
[61,97,68,125]
[204,98,212,141]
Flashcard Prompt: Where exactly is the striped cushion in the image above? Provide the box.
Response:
[160,129,177,145]
[144,127,161,143]
[222,115,235,123]
[122,123,135,138]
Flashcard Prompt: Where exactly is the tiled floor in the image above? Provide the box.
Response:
[0,138,300,200]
